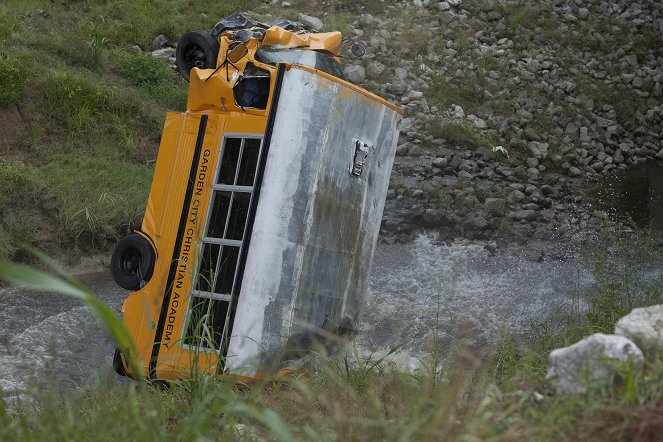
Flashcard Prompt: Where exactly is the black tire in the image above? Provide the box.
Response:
[112,348,129,377]
[111,233,156,291]
[176,30,219,81]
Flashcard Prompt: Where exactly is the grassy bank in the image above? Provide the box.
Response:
[1,230,662,441]
[0,0,253,261]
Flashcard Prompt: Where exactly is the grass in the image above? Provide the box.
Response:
[431,120,500,150]
[39,153,152,247]
[0,0,209,260]
[0,54,27,107]
[573,73,648,129]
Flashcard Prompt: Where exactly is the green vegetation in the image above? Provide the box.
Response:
[574,73,648,128]
[40,154,152,247]
[0,0,223,260]
[0,231,661,440]
[498,229,663,381]
[431,121,500,150]
[0,55,27,107]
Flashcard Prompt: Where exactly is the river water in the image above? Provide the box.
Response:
[0,235,593,394]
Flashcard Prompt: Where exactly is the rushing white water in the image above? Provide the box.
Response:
[360,235,593,355]
[0,235,593,394]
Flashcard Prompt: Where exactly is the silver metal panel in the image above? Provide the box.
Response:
[226,67,402,375]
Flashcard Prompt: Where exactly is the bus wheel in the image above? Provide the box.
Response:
[176,30,219,81]
[111,233,155,291]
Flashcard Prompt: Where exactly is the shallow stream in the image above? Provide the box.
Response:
[0,235,597,395]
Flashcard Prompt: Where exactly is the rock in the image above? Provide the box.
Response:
[422,209,452,227]
[388,82,407,95]
[578,7,589,19]
[484,198,506,216]
[151,47,175,59]
[451,104,465,118]
[565,122,579,138]
[509,190,525,202]
[367,61,386,79]
[438,1,451,11]
[510,209,537,221]
[432,157,448,168]
[129,45,142,54]
[547,333,644,395]
[152,34,168,50]
[615,305,663,359]
[528,141,549,160]
[463,212,488,231]
[632,76,644,89]
[568,166,582,177]
[298,13,323,30]
[394,67,408,81]
[344,65,366,84]
[540,185,554,196]
[467,114,486,129]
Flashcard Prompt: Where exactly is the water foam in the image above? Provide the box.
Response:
[359,234,592,355]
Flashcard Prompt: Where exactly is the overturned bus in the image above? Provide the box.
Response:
[110,13,403,381]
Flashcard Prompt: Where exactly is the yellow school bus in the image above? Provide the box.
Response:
[110,13,403,381]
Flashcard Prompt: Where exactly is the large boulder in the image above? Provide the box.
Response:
[546,333,644,395]
[298,13,323,31]
[344,65,366,84]
[615,305,663,360]
[484,198,506,217]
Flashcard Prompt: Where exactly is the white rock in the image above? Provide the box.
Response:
[615,305,663,359]
[467,114,486,129]
[438,1,451,11]
[151,47,175,59]
[394,67,408,81]
[528,141,549,159]
[450,104,464,118]
[152,34,168,50]
[547,333,644,395]
[298,13,323,30]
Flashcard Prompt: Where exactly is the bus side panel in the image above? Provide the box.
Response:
[155,113,269,379]
[153,113,226,378]
[122,113,216,376]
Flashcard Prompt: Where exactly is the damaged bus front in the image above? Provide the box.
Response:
[110,13,403,381]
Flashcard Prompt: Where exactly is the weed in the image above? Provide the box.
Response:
[111,50,187,109]
[497,215,514,234]
[0,160,36,209]
[431,121,500,150]
[0,54,27,107]
[574,73,648,128]
[84,19,109,68]
[632,26,658,63]
[42,70,114,132]
[39,153,152,247]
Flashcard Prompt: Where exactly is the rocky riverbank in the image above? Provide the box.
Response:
[336,0,663,244]
[82,0,663,247]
